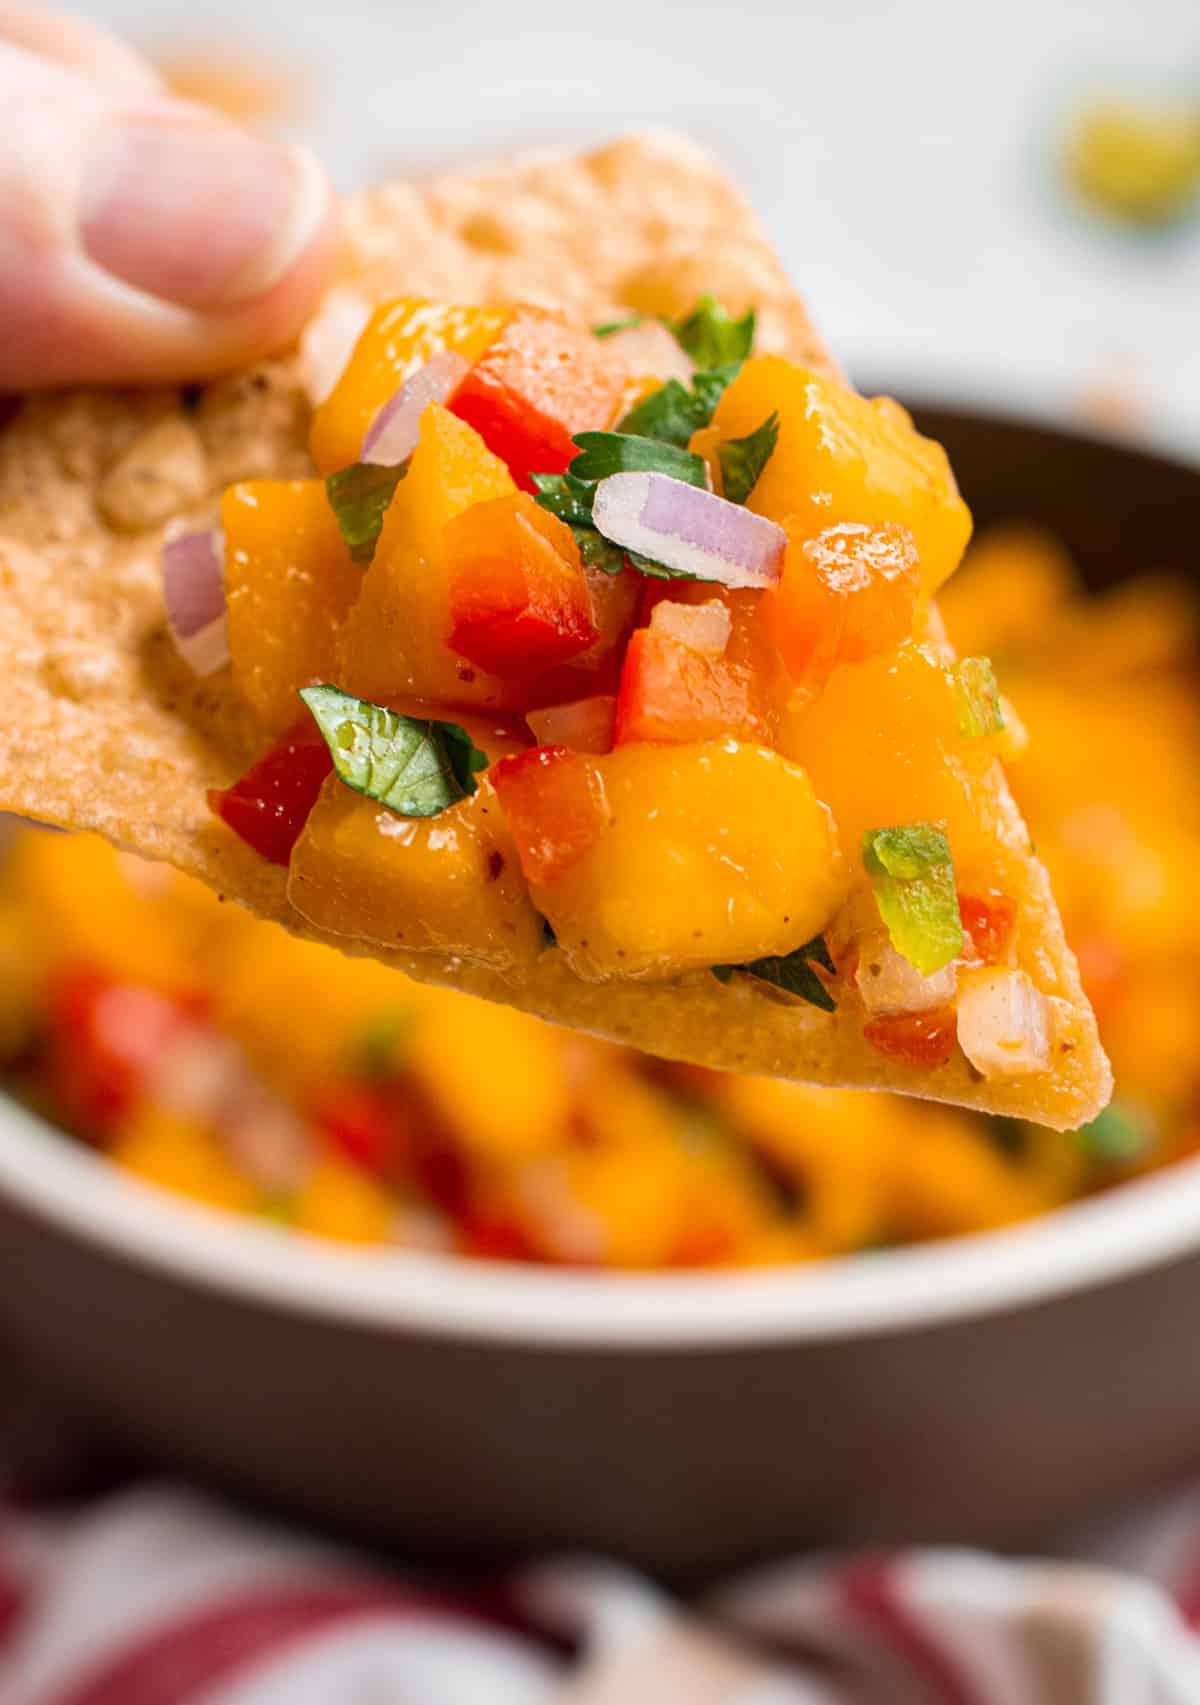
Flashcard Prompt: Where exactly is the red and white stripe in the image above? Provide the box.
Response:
[7,1479,1200,1700]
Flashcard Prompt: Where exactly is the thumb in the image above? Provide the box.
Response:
[0,39,339,389]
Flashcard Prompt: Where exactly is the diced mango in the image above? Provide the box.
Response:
[112,1108,257,1215]
[777,640,1008,881]
[7,832,197,991]
[527,741,846,979]
[449,307,631,490]
[288,772,543,973]
[445,492,596,675]
[210,921,421,1099]
[712,358,972,596]
[309,299,509,475]
[939,525,1075,660]
[335,404,522,710]
[291,1157,395,1245]
[712,1078,895,1252]
[408,991,571,1164]
[887,1110,1044,1240]
[561,1139,691,1267]
[223,480,361,735]
[766,521,920,691]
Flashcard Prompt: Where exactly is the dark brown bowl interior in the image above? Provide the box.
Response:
[903,398,1200,591]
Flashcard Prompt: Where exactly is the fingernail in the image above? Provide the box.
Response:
[80,120,328,309]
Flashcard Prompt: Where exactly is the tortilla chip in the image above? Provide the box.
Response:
[0,132,1109,1129]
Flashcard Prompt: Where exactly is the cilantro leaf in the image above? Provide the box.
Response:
[691,365,742,413]
[568,431,708,489]
[533,438,712,580]
[579,532,629,573]
[713,936,837,1013]
[669,296,756,367]
[617,362,743,448]
[862,824,964,976]
[440,721,492,795]
[954,657,1005,740]
[718,412,779,505]
[325,462,407,565]
[300,684,488,818]
[530,473,626,575]
[593,315,646,338]
[529,471,595,530]
[617,379,708,447]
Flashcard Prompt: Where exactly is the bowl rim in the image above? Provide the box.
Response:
[4,1089,1200,1348]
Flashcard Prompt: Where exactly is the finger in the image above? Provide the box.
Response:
[0,41,340,389]
[0,3,162,92]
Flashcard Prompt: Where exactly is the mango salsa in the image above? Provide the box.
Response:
[711,358,972,596]
[223,480,361,735]
[291,1157,396,1245]
[113,1107,259,1215]
[520,741,846,979]
[5,499,1185,1262]
[190,289,1111,1113]
[289,773,543,972]
[309,299,509,476]
[336,404,521,710]
[778,640,1007,882]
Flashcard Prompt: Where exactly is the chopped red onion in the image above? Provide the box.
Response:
[149,1030,244,1121]
[362,350,472,465]
[855,937,957,1016]
[224,1085,311,1196]
[162,527,228,676]
[592,472,785,590]
[956,968,1054,1078]
[298,287,371,406]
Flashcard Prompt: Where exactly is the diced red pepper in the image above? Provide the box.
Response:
[490,744,608,884]
[863,1007,958,1069]
[208,719,332,866]
[314,1082,410,1177]
[412,1128,471,1217]
[766,521,920,691]
[458,1212,542,1263]
[449,308,628,490]
[959,892,1017,965]
[613,627,760,745]
[526,694,617,754]
[525,564,641,708]
[445,492,597,676]
[44,966,199,1135]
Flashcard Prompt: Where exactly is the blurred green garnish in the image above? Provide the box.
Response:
[1079,1097,1157,1166]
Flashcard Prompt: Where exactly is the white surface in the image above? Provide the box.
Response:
[82,0,1200,443]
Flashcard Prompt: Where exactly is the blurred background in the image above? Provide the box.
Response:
[98,0,1200,448]
[8,5,1200,1688]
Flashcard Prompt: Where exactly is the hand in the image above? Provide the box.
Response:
[0,5,339,389]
